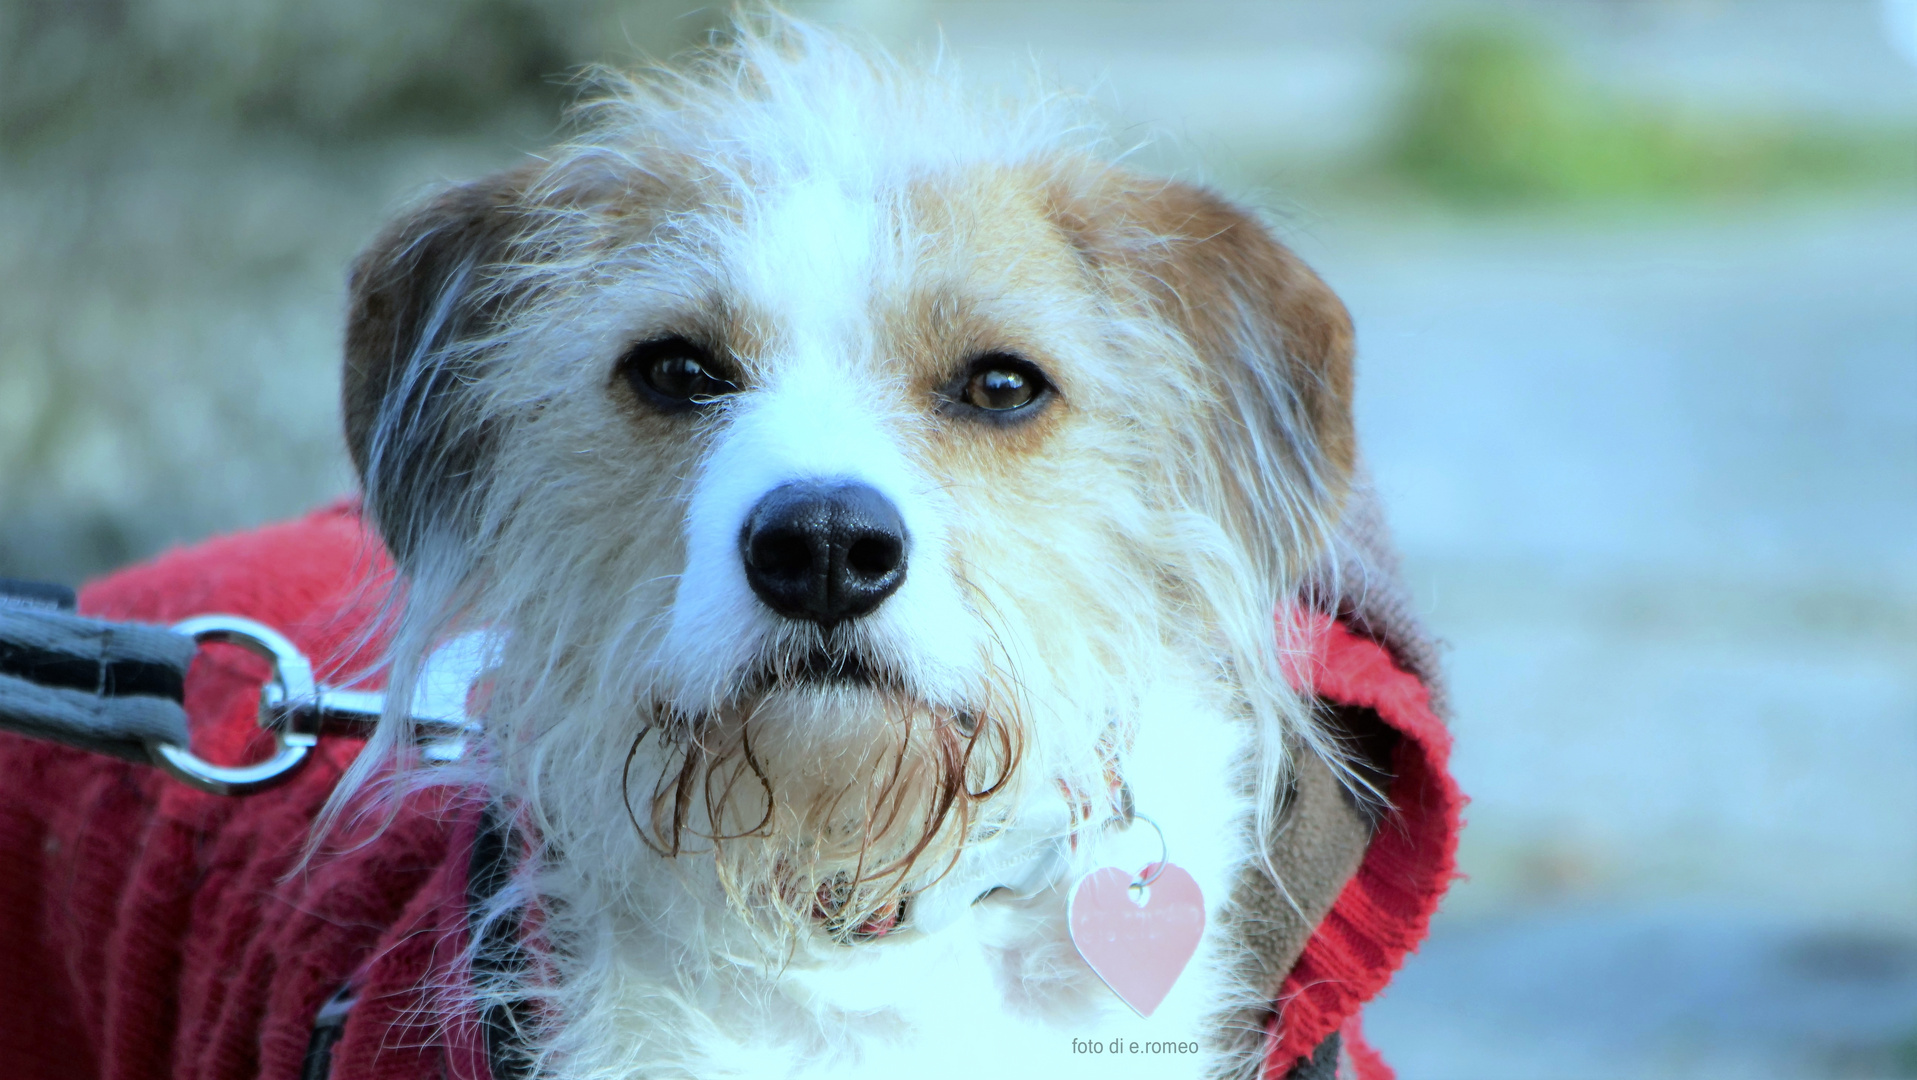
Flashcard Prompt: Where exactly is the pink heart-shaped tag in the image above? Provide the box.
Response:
[1067,863,1206,1017]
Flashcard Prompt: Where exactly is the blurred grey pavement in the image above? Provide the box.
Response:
[1366,904,1917,1079]
[1300,195,1917,1080]
[4,2,1915,1077]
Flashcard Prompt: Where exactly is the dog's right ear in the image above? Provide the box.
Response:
[1047,170,1356,583]
[343,166,535,566]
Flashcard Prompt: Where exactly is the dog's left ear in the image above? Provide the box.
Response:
[342,165,537,566]
[1057,175,1356,570]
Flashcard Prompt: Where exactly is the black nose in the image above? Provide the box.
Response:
[740,481,908,629]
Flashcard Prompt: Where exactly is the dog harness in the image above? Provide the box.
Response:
[0,501,1459,1079]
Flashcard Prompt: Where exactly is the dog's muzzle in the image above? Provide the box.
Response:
[740,481,907,630]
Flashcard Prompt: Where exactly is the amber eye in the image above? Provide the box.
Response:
[956,353,1051,416]
[619,336,738,410]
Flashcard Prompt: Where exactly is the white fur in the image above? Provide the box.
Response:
[665,325,982,716]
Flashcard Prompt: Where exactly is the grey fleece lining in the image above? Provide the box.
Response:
[1212,474,1446,1079]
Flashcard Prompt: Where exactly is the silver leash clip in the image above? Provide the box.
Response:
[150,614,486,796]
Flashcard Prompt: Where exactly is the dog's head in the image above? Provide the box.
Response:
[342,24,1354,938]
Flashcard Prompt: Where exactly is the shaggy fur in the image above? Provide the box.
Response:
[340,17,1357,1079]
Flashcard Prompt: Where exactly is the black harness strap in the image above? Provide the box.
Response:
[299,804,535,1080]
[300,983,357,1080]
[1284,1030,1344,1080]
[470,801,536,1080]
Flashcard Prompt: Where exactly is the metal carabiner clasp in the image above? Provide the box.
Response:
[148,614,487,796]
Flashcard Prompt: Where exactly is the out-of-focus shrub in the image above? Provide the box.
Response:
[0,0,722,147]
[1384,21,1916,203]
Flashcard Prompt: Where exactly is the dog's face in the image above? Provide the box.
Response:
[341,36,1354,941]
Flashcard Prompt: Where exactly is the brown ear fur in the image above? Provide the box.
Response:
[1055,174,1356,573]
[1137,181,1355,486]
[342,165,536,563]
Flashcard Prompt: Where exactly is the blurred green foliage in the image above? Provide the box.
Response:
[1383,21,1917,203]
[1893,1028,1917,1079]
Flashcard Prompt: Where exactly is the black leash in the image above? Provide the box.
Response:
[0,578,479,795]
[0,577,76,611]
[2,578,526,1076]
[0,578,195,762]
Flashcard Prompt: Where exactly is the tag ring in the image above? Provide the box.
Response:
[1131,813,1170,889]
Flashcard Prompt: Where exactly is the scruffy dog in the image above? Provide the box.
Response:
[340,18,1357,1080]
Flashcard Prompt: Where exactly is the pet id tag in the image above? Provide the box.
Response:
[1067,816,1205,1018]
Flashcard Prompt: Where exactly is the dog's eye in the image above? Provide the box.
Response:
[956,354,1050,415]
[619,337,738,409]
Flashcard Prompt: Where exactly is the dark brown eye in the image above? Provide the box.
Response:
[955,353,1051,417]
[619,336,738,410]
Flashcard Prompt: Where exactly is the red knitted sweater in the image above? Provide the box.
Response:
[0,503,1458,1079]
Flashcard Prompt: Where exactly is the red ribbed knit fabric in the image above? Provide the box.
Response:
[1262,614,1464,1079]
[0,502,488,1079]
[0,506,1458,1079]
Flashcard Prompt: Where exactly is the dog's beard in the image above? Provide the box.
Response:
[622,643,1021,944]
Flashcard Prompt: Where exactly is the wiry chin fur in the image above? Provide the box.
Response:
[624,681,1021,941]
[334,13,1359,1079]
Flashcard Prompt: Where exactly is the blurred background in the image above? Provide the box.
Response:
[2,0,1913,1076]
